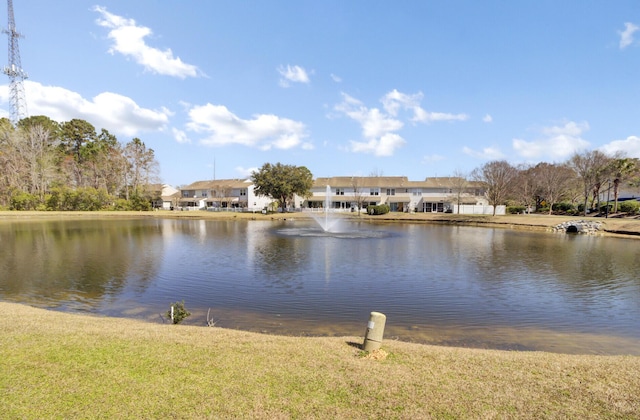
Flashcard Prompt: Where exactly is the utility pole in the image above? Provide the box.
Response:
[3,0,28,125]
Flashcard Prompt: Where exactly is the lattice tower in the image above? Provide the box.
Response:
[3,0,28,125]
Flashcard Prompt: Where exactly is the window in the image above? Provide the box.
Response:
[182,191,192,197]
[240,189,247,196]
[412,189,422,196]
[386,188,395,196]
[369,188,379,196]
[335,188,345,196]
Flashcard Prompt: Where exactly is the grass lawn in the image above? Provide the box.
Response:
[1,302,639,418]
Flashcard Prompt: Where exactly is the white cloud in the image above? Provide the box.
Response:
[93,6,202,78]
[334,90,467,157]
[185,103,312,150]
[462,146,505,160]
[277,65,310,87]
[330,73,342,83]
[512,121,590,160]
[349,133,406,157]
[334,93,406,156]
[412,108,469,123]
[483,114,493,123]
[381,89,468,123]
[172,128,190,144]
[599,135,640,157]
[619,22,639,49]
[0,81,170,136]
[381,89,423,116]
[235,166,259,178]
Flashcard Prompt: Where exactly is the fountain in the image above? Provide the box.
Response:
[319,185,340,232]
[276,185,392,239]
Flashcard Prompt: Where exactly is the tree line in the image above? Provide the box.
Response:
[472,152,640,216]
[0,116,160,210]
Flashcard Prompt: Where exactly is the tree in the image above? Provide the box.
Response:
[251,163,313,212]
[609,157,636,213]
[511,164,540,213]
[350,176,367,215]
[472,160,517,216]
[568,150,611,216]
[17,115,61,141]
[450,170,469,214]
[123,138,159,201]
[532,162,574,214]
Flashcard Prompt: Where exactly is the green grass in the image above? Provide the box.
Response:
[1,302,639,418]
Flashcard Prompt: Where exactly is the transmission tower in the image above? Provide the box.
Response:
[3,0,28,125]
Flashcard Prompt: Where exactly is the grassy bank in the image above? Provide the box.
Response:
[1,209,639,238]
[1,302,639,418]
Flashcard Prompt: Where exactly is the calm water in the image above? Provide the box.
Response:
[1,217,639,355]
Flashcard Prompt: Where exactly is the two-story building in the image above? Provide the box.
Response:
[305,176,496,214]
[176,176,503,214]
[178,179,274,211]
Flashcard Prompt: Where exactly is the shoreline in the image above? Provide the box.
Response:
[2,209,639,238]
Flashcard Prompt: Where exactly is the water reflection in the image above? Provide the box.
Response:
[1,218,639,355]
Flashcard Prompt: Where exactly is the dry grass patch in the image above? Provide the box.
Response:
[1,302,639,418]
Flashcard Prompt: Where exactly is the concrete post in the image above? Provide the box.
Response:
[363,311,386,351]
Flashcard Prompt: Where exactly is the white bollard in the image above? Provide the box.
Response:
[363,311,386,351]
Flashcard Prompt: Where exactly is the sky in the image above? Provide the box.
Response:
[1,1,639,187]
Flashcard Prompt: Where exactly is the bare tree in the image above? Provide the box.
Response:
[450,170,469,214]
[511,164,539,213]
[350,176,367,215]
[568,150,611,216]
[472,160,517,216]
[533,162,575,215]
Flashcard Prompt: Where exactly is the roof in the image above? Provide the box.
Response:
[313,176,484,189]
[181,179,250,190]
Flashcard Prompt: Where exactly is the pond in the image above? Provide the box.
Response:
[1,217,639,355]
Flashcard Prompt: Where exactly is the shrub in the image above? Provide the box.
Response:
[166,300,191,324]
[10,191,39,210]
[366,204,390,215]
[507,206,525,214]
[619,200,640,215]
[552,202,575,212]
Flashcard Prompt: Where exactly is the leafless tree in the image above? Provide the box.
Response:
[511,164,539,213]
[568,150,611,216]
[350,176,367,215]
[532,162,575,214]
[450,170,469,214]
[472,160,517,216]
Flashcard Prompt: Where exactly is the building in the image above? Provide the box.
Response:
[177,179,273,212]
[175,176,504,215]
[305,176,499,214]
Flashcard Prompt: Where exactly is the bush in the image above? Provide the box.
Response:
[619,200,640,215]
[507,205,525,214]
[552,202,575,212]
[166,300,191,324]
[10,191,39,210]
[366,204,390,215]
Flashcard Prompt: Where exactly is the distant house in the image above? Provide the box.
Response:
[178,179,274,211]
[148,184,180,210]
[305,176,500,214]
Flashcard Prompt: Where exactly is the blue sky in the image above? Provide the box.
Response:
[1,1,639,186]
